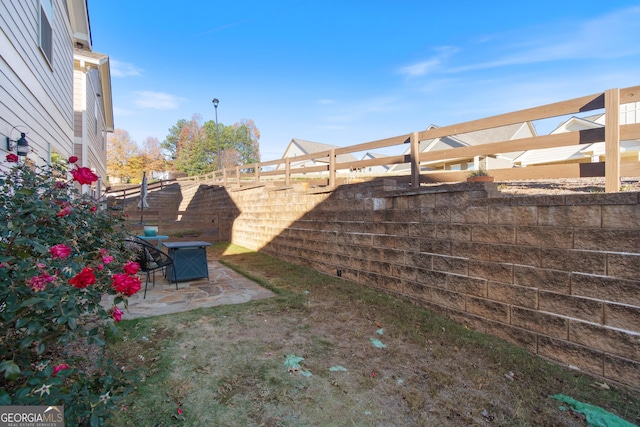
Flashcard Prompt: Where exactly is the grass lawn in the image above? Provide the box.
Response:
[106,243,640,426]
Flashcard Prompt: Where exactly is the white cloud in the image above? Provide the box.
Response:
[133,91,184,110]
[110,60,143,78]
[398,46,459,77]
[450,6,640,73]
[317,99,335,105]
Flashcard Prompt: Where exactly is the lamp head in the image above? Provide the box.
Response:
[6,132,29,157]
[212,98,219,108]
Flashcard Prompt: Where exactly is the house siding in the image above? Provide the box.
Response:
[1,0,74,164]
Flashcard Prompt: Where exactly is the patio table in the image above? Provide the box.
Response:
[163,241,212,281]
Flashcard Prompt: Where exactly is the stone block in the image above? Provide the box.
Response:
[418,239,451,256]
[404,281,431,300]
[436,223,472,241]
[485,320,537,353]
[511,306,568,339]
[393,264,419,281]
[433,254,469,275]
[451,206,488,224]
[409,223,437,239]
[538,205,602,227]
[574,228,640,252]
[447,274,487,297]
[435,191,469,207]
[569,320,640,361]
[537,336,604,376]
[407,252,434,270]
[488,282,537,309]
[416,269,447,288]
[602,204,640,229]
[571,273,640,306]
[488,206,537,225]
[541,249,606,275]
[516,226,574,249]
[447,310,487,333]
[538,291,603,324]
[604,303,640,334]
[490,244,541,267]
[607,253,640,281]
[471,224,516,244]
[466,296,510,323]
[565,192,638,206]
[450,241,492,261]
[514,265,570,293]
[603,354,640,389]
[421,206,450,224]
[431,287,466,311]
[468,259,513,283]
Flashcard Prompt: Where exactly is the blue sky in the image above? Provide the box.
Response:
[89,1,640,161]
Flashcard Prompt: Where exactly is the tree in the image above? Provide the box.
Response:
[140,137,167,176]
[163,115,262,176]
[107,129,140,183]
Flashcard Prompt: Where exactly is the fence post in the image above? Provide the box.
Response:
[410,132,420,188]
[329,148,336,187]
[605,88,620,193]
[254,163,260,183]
[235,166,240,187]
[223,169,228,187]
[285,158,291,186]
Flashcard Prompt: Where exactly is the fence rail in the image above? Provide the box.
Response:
[110,85,640,194]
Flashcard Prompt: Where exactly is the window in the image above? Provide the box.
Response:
[39,0,53,65]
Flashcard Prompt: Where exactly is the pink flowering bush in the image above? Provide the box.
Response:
[0,158,140,424]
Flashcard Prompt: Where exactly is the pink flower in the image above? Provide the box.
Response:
[27,273,56,292]
[123,261,140,275]
[68,156,78,164]
[111,273,141,296]
[55,181,67,189]
[99,248,109,257]
[70,167,98,185]
[49,244,71,259]
[102,255,114,264]
[6,153,18,163]
[69,267,96,289]
[90,206,97,212]
[97,264,104,271]
[177,408,183,415]
[57,206,71,217]
[111,306,124,322]
[52,363,70,377]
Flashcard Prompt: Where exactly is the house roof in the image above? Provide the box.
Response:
[74,49,114,131]
[283,138,359,164]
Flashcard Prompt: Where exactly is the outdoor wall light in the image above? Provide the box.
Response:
[6,132,29,157]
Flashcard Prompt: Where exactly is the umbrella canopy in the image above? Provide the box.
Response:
[137,171,149,210]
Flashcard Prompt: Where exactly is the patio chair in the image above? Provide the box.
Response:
[124,236,178,298]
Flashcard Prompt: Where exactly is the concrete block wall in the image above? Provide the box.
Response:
[202,180,640,388]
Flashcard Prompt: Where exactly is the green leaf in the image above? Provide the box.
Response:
[0,389,11,405]
[0,360,21,381]
[20,297,44,308]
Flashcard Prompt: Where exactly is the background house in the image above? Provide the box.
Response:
[513,103,640,167]
[279,138,359,174]
[1,0,112,193]
[387,122,536,173]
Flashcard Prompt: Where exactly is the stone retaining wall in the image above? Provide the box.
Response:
[197,180,640,388]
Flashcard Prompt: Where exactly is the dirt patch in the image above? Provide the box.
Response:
[496,177,640,195]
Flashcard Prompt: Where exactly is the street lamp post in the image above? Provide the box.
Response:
[212,98,220,170]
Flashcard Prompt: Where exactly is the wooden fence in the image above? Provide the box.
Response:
[175,85,640,193]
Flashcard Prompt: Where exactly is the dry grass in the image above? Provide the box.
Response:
[106,243,640,426]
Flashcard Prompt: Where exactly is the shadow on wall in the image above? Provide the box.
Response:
[210,178,640,390]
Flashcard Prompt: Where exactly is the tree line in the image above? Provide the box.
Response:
[107,114,261,184]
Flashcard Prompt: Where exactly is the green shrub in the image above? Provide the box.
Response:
[0,154,140,425]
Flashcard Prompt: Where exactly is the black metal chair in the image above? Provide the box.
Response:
[125,236,178,298]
